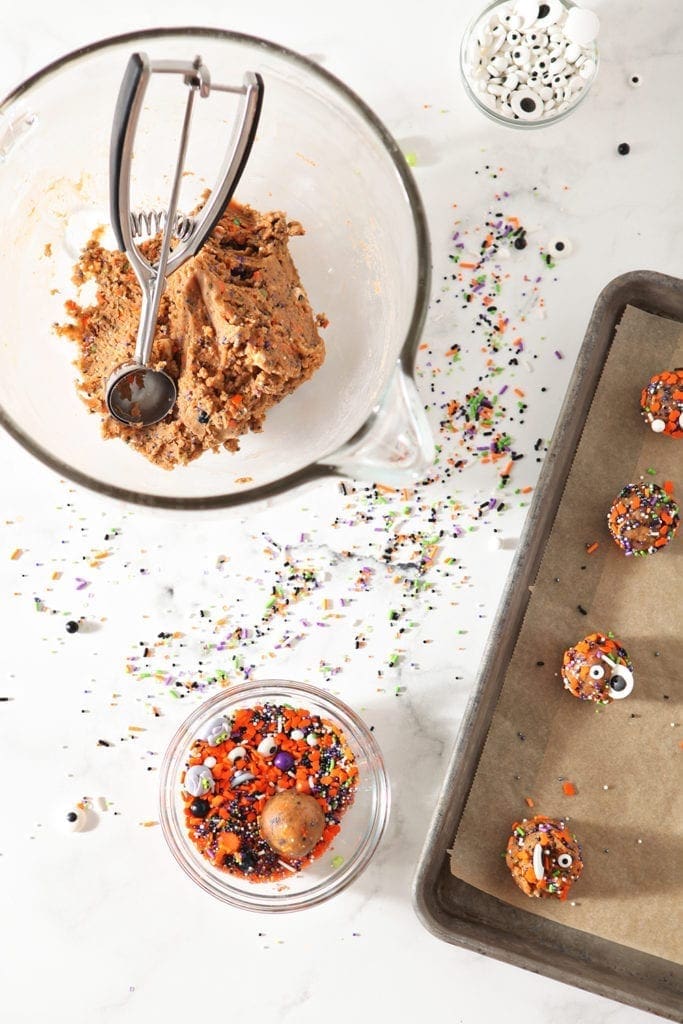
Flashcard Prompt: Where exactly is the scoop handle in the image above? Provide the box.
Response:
[109,52,150,258]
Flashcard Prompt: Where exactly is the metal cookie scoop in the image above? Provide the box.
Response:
[106,52,263,426]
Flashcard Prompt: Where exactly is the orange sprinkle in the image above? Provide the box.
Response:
[375,483,396,494]
[663,480,674,495]
[562,781,577,797]
[524,796,535,808]
[140,821,159,828]
[521,486,533,494]
[514,388,525,398]
[51,571,62,580]
[586,542,599,554]
[460,262,478,269]
[10,549,22,560]
[128,725,146,732]
[500,460,513,477]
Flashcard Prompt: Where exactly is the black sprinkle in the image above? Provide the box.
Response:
[577,605,588,615]
[517,732,526,741]
[97,739,112,747]
[617,142,630,155]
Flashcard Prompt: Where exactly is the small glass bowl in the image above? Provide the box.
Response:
[159,679,390,911]
[460,0,599,129]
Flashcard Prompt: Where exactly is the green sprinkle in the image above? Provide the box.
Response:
[404,151,418,167]
[169,689,180,699]
[331,855,344,869]
[388,653,399,667]
[233,217,241,226]
[646,467,656,475]
[265,596,276,609]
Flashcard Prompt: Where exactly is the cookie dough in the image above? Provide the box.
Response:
[640,368,683,438]
[259,790,325,859]
[56,201,327,468]
[607,481,679,555]
[506,815,583,900]
[561,631,634,703]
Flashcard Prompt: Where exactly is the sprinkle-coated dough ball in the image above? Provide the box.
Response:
[561,632,634,703]
[607,482,679,555]
[506,815,583,900]
[640,369,683,438]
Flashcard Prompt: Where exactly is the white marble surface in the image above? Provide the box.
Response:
[1,1,681,1021]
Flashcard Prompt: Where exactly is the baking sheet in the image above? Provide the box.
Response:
[449,304,683,963]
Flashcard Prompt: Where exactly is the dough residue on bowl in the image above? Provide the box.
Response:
[56,200,327,468]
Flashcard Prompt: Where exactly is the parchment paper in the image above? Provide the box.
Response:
[450,305,683,964]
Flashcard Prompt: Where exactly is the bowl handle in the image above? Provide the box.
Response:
[318,361,434,484]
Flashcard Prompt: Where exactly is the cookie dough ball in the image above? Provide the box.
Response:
[641,369,683,438]
[259,790,325,860]
[561,632,634,703]
[608,481,679,555]
[506,815,583,900]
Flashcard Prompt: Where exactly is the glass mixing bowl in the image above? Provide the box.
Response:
[0,28,432,509]
[159,679,390,911]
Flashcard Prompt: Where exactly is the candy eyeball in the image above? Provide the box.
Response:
[510,87,543,120]
[605,661,634,700]
[589,664,604,680]
[61,805,87,833]
[547,237,573,258]
[557,853,573,869]
[534,0,563,29]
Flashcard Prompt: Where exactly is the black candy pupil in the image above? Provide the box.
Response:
[555,242,565,251]
[538,4,550,17]
[521,97,536,112]
[66,812,78,822]
[190,798,210,818]
[610,675,627,691]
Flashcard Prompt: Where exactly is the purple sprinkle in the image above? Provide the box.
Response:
[555,350,563,359]
[75,578,89,590]
[499,385,508,395]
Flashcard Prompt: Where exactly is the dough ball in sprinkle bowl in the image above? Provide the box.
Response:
[607,481,679,556]
[561,631,634,703]
[259,790,325,859]
[159,680,389,911]
[640,369,683,438]
[506,815,583,900]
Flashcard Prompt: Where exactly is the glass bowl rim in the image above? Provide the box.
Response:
[459,0,599,130]
[0,25,431,510]
[158,677,391,911]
